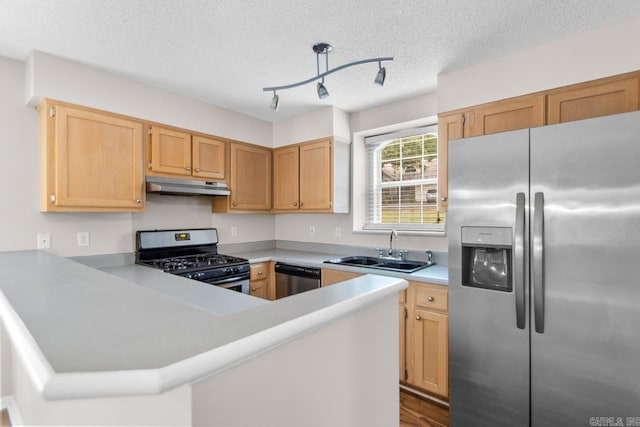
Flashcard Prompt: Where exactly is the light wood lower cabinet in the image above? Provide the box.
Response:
[403,281,449,399]
[38,99,145,212]
[321,269,362,286]
[250,262,273,300]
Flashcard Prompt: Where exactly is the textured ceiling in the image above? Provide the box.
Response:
[1,0,640,122]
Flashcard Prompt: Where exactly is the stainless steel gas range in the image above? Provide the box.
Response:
[135,228,250,294]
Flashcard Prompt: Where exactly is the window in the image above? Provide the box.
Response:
[365,125,444,232]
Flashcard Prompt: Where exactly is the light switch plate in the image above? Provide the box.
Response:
[77,232,90,247]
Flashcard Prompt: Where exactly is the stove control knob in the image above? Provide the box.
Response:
[185,274,193,279]
[233,266,240,273]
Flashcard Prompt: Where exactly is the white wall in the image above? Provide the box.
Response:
[272,106,336,147]
[437,15,640,112]
[192,296,398,427]
[0,54,274,257]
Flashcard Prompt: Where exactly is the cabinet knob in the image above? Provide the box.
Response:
[299,202,304,207]
[195,168,200,172]
[232,201,237,206]
[136,199,142,204]
[416,316,422,321]
[186,167,192,171]
[258,271,263,275]
[293,202,298,207]
[252,287,257,292]
[427,296,434,302]
[441,196,447,202]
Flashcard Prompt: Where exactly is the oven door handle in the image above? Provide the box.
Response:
[206,274,250,286]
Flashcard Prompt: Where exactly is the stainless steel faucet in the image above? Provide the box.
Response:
[389,229,398,257]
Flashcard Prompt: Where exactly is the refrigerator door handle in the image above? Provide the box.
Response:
[533,192,545,333]
[514,192,526,329]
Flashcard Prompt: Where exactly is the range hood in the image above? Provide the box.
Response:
[146,176,230,196]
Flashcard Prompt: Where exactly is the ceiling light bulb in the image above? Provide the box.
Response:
[270,92,279,111]
[374,64,386,86]
[317,81,329,99]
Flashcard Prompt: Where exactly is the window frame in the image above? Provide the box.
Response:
[364,124,444,234]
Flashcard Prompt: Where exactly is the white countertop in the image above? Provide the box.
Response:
[227,248,449,286]
[0,250,407,400]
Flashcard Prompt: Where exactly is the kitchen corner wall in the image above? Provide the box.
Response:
[0,53,275,257]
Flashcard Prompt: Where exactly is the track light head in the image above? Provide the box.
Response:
[317,80,329,99]
[270,92,279,111]
[374,63,386,86]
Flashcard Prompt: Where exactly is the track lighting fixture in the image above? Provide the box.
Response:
[374,61,386,86]
[270,91,279,111]
[263,42,393,111]
[317,78,329,99]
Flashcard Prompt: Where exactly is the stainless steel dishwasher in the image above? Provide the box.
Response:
[274,262,321,299]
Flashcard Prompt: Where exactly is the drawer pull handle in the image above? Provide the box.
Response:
[416,316,422,321]
[258,271,263,275]
[428,296,434,302]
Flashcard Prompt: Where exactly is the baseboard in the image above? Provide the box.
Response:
[399,384,450,408]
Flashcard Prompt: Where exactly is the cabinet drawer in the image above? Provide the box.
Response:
[250,262,269,280]
[414,285,448,311]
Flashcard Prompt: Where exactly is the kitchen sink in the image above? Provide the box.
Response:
[324,256,434,273]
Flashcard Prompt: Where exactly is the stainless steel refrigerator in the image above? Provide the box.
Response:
[448,110,640,426]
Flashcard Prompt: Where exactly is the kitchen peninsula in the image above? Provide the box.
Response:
[0,250,406,426]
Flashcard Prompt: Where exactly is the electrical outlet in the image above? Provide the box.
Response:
[231,226,238,237]
[309,225,316,237]
[77,232,90,247]
[335,227,341,237]
[37,233,51,249]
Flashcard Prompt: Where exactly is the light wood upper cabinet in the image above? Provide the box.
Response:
[546,77,639,124]
[38,100,145,212]
[436,113,464,212]
[273,145,300,210]
[213,142,271,212]
[149,126,192,176]
[272,137,349,213]
[466,94,545,137]
[192,136,225,179]
[299,139,333,211]
[148,125,226,181]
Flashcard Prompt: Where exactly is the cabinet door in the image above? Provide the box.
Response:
[192,136,225,180]
[299,139,332,211]
[321,269,362,287]
[547,77,639,124]
[408,307,448,397]
[467,94,545,137]
[150,126,192,176]
[437,113,464,212]
[229,143,272,211]
[45,104,144,211]
[250,279,269,299]
[273,145,300,211]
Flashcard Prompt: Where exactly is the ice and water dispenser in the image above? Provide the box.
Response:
[461,227,512,292]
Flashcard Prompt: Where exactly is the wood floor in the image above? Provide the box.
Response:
[400,389,450,427]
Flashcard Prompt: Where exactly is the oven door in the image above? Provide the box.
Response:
[202,274,250,294]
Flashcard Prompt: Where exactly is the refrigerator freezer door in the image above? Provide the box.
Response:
[530,111,640,425]
[448,129,530,427]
